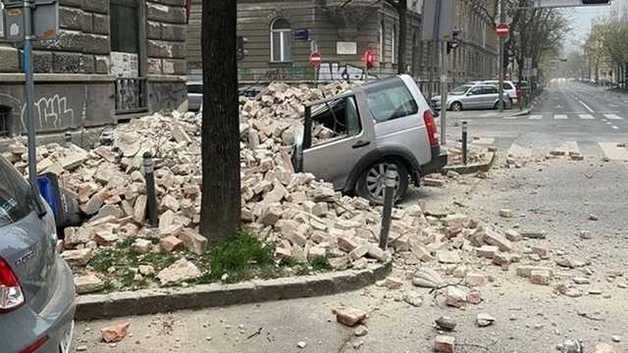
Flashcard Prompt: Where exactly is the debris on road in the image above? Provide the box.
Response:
[297,341,307,349]
[101,322,131,343]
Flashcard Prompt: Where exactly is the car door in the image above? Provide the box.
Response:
[462,86,484,109]
[481,86,499,109]
[301,92,375,191]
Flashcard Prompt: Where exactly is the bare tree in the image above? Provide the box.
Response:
[200,0,241,244]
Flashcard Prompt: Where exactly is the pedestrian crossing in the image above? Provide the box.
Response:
[503,113,625,121]
[501,140,628,162]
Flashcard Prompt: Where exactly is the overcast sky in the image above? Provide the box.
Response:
[561,4,611,52]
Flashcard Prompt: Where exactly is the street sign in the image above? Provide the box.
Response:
[496,23,509,38]
[294,28,310,41]
[336,41,357,55]
[33,1,58,40]
[4,7,24,42]
[1,0,58,41]
[309,51,321,69]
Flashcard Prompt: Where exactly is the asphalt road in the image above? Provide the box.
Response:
[443,82,628,161]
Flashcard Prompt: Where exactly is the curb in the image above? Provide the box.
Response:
[444,151,496,174]
[75,260,392,321]
[509,109,531,117]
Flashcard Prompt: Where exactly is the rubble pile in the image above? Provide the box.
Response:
[2,81,404,288]
[1,81,530,295]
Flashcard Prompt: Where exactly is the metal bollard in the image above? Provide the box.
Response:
[462,121,468,165]
[379,165,397,250]
[64,131,72,146]
[143,152,159,227]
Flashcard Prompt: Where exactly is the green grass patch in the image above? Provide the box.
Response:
[205,231,275,283]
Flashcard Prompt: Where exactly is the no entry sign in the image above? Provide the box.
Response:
[496,23,509,38]
[309,51,321,68]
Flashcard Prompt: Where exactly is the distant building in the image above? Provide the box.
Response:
[0,0,187,138]
[611,0,628,22]
[187,0,424,83]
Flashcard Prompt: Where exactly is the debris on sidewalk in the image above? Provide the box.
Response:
[434,316,457,331]
[333,307,368,327]
[434,335,456,353]
[476,313,496,327]
[101,322,131,343]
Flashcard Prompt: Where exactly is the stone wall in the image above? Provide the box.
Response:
[146,0,188,76]
[0,0,187,136]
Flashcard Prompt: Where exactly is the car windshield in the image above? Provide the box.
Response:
[451,85,472,95]
[0,157,35,227]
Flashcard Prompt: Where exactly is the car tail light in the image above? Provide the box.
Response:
[423,109,439,146]
[0,257,25,312]
[20,335,49,353]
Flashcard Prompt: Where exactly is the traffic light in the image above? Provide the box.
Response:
[503,40,514,69]
[237,36,248,61]
[446,29,462,54]
[363,49,375,70]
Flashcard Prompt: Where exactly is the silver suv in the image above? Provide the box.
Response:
[432,84,512,111]
[293,74,447,202]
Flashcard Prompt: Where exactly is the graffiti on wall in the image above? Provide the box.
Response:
[238,63,376,82]
[20,94,75,131]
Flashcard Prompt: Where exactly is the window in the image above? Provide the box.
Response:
[469,87,483,95]
[271,18,292,62]
[482,86,498,94]
[379,21,385,64]
[110,0,139,53]
[0,157,37,227]
[391,25,397,64]
[366,78,418,123]
[310,96,362,146]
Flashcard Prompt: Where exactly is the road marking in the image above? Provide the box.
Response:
[604,114,623,120]
[575,98,595,113]
[599,142,628,160]
[554,114,568,120]
[503,116,518,120]
[612,125,619,130]
[529,115,542,120]
[579,114,595,120]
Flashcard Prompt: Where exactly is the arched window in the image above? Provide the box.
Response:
[379,21,385,64]
[271,18,292,62]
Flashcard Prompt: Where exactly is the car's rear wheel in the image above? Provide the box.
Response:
[356,160,409,204]
[450,102,463,111]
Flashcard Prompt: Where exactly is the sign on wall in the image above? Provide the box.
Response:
[294,29,310,41]
[336,41,357,55]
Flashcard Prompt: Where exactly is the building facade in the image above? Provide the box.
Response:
[187,0,424,83]
[0,0,187,138]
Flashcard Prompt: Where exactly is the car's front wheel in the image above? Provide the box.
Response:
[450,102,463,111]
[356,160,409,204]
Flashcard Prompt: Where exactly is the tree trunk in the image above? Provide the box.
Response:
[200,0,241,244]
[396,0,407,74]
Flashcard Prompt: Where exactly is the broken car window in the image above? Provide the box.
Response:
[365,78,418,123]
[310,96,362,146]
